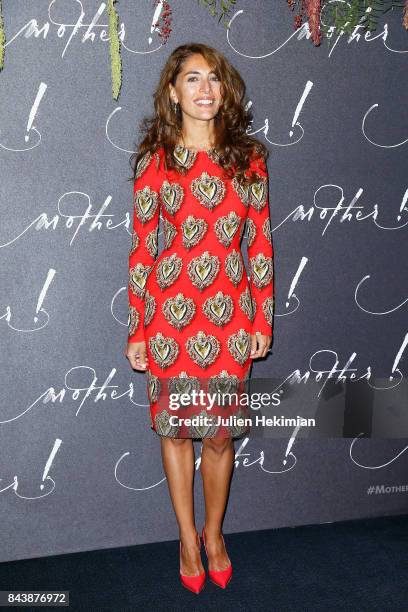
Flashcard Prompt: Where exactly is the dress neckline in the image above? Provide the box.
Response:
[174,143,216,154]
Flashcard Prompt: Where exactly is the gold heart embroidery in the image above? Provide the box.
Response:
[130,230,140,254]
[262,217,272,243]
[163,218,177,249]
[191,172,226,210]
[162,261,175,279]
[224,221,237,238]
[203,291,234,327]
[127,305,140,337]
[185,224,198,240]
[182,216,207,249]
[162,294,195,330]
[214,212,241,247]
[211,302,226,317]
[146,229,158,258]
[227,329,250,365]
[249,177,267,211]
[154,343,170,361]
[134,186,159,223]
[226,407,250,437]
[195,262,211,281]
[239,287,254,321]
[160,181,184,216]
[252,183,264,202]
[187,251,220,291]
[253,261,268,280]
[147,371,161,404]
[129,263,150,298]
[262,296,274,326]
[199,181,217,201]
[174,379,193,395]
[168,372,201,405]
[170,303,186,320]
[185,331,220,368]
[245,218,257,247]
[235,337,248,357]
[224,250,243,287]
[139,195,153,215]
[173,146,197,169]
[188,411,219,439]
[154,409,179,437]
[149,332,179,370]
[194,340,211,360]
[144,291,156,326]
[249,254,273,289]
[232,176,250,207]
[156,255,183,289]
[135,152,153,180]
[162,188,176,208]
[208,371,241,407]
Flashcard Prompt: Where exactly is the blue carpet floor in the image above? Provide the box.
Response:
[0,513,407,611]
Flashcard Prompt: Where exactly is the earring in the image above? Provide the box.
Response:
[172,101,178,113]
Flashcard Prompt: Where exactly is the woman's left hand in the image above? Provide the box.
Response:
[250,332,271,359]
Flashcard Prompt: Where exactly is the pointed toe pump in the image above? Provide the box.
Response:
[202,526,233,589]
[179,535,206,594]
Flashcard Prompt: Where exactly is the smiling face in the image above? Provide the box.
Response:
[169,53,223,126]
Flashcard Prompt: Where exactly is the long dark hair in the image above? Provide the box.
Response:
[129,42,268,186]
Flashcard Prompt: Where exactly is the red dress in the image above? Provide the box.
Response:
[128,145,274,438]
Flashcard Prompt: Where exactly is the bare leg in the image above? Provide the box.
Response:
[160,437,204,576]
[200,437,234,570]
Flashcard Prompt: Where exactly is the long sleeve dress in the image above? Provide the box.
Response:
[128,144,274,439]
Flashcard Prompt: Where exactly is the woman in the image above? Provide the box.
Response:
[126,43,274,594]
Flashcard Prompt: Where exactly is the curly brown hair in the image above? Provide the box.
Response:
[129,42,268,186]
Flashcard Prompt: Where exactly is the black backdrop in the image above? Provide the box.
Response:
[0,1,407,562]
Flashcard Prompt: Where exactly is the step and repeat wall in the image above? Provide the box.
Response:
[1,1,407,562]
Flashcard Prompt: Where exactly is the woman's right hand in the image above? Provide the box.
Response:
[126,341,149,371]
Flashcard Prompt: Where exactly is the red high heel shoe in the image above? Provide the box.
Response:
[202,526,232,589]
[179,532,206,594]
